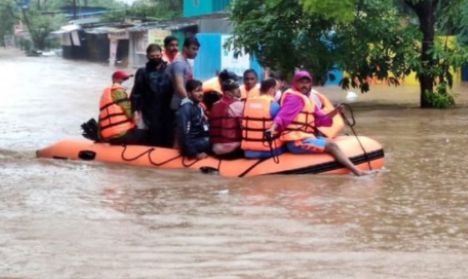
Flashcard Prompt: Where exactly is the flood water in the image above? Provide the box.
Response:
[1,49,468,278]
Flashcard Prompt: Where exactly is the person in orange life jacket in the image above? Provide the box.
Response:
[266,70,365,176]
[99,70,147,145]
[240,69,260,100]
[301,73,344,138]
[241,78,285,158]
[308,87,345,139]
[130,44,172,147]
[209,79,244,156]
[176,80,210,160]
[303,73,328,112]
[162,36,179,64]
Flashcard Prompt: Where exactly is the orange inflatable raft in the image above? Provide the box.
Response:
[36,136,384,177]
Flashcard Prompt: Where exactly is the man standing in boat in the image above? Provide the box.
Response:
[266,70,365,176]
[167,37,201,146]
[98,70,147,145]
[162,36,179,64]
[130,44,173,147]
[167,37,200,110]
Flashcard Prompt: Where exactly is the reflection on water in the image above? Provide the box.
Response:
[1,49,468,278]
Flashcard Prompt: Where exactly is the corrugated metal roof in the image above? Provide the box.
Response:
[69,17,101,25]
[53,11,228,35]
[84,26,124,34]
[127,18,198,32]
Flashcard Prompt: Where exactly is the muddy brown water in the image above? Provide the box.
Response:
[1,49,468,278]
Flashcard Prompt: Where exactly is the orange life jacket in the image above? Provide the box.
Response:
[240,84,260,100]
[312,91,344,138]
[202,76,222,95]
[241,95,283,151]
[99,84,135,141]
[279,89,317,142]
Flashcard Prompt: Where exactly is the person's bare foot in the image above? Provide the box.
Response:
[354,169,375,176]
[353,169,366,176]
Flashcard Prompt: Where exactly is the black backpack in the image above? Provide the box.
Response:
[81,118,100,142]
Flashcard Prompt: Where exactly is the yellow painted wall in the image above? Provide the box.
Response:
[345,36,462,86]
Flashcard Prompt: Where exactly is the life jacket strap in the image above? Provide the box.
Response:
[99,97,130,111]
[100,118,134,131]
[99,112,127,122]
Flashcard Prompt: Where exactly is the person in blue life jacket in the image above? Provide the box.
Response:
[176,80,210,160]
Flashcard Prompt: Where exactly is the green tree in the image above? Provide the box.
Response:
[398,0,468,107]
[128,0,182,21]
[229,0,468,108]
[24,11,64,50]
[10,0,65,50]
[0,0,19,47]
[100,0,183,23]
[322,0,420,92]
[229,0,337,82]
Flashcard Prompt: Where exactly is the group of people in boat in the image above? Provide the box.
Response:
[96,36,366,176]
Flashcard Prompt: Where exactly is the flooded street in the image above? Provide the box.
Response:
[1,49,468,278]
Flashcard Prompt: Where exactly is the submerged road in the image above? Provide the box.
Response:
[1,49,468,278]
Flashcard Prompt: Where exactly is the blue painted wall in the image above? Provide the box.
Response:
[462,64,468,82]
[250,56,264,81]
[194,33,263,81]
[325,66,344,86]
[213,0,231,11]
[194,33,222,81]
[184,0,231,17]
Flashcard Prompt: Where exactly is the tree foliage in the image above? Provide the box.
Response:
[23,6,65,50]
[129,0,182,21]
[229,0,337,82]
[100,0,183,23]
[229,0,468,108]
[401,0,467,107]
[0,0,19,47]
[332,0,420,91]
[4,0,66,50]
[302,0,356,23]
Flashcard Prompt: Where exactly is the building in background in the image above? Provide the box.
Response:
[183,0,231,17]
[182,0,263,80]
[128,20,197,67]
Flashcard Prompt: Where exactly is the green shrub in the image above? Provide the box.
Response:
[18,37,32,52]
[423,82,455,109]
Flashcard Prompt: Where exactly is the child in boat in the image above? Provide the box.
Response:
[176,80,210,159]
